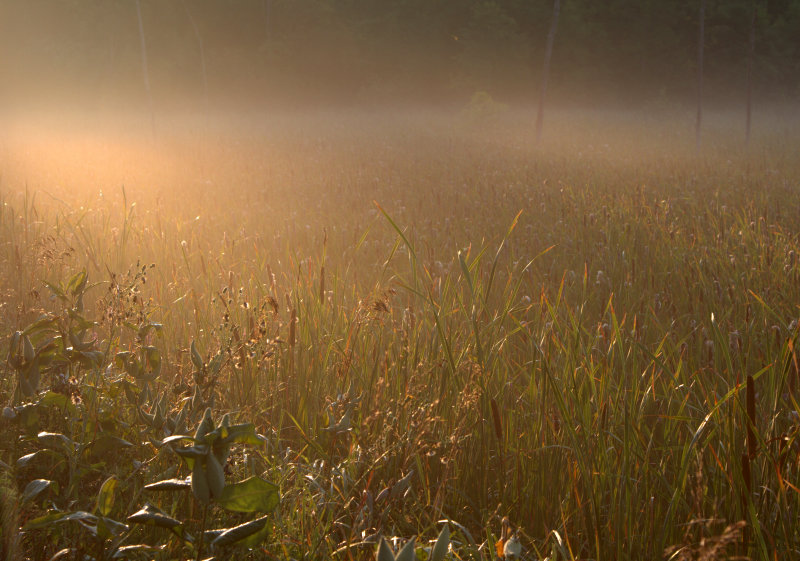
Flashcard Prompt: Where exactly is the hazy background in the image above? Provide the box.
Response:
[0,0,798,113]
[0,0,798,204]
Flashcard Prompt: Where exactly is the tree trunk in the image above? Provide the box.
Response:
[695,0,705,151]
[135,0,155,138]
[535,0,561,143]
[745,1,756,147]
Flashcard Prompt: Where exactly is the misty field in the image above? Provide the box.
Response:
[2,108,800,560]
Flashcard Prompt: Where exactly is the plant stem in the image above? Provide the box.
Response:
[195,502,209,561]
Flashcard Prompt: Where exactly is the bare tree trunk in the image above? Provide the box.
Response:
[695,0,705,151]
[135,0,155,138]
[535,0,561,143]
[745,1,756,147]
[182,0,209,114]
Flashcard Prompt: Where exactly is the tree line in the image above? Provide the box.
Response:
[0,0,798,108]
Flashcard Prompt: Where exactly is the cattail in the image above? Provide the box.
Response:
[267,295,279,315]
[599,400,608,431]
[490,397,503,441]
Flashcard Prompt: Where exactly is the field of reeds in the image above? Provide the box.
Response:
[2,107,800,560]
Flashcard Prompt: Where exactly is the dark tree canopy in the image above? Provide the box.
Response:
[0,0,798,109]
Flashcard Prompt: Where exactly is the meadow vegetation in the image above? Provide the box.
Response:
[1,107,800,560]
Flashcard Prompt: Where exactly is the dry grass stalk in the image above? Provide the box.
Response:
[665,520,748,561]
[319,264,325,303]
[1,472,21,561]
[289,307,297,349]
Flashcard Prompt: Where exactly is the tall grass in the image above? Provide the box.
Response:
[2,107,800,559]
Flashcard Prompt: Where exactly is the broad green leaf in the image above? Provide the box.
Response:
[218,476,279,514]
[175,445,209,459]
[203,528,224,542]
[95,515,129,539]
[66,312,95,331]
[236,519,271,548]
[191,461,211,503]
[144,478,191,491]
[76,350,104,368]
[138,323,163,341]
[16,449,61,469]
[35,340,60,365]
[88,434,134,459]
[377,538,396,561]
[143,346,161,377]
[112,544,165,558]
[38,391,77,414]
[207,352,224,374]
[138,407,156,427]
[127,504,182,528]
[210,515,270,547]
[20,360,40,397]
[21,479,55,504]
[431,524,450,561]
[171,403,189,436]
[23,510,97,531]
[47,548,73,560]
[190,340,203,369]
[115,351,132,363]
[14,402,41,432]
[23,335,34,362]
[116,352,141,377]
[220,423,263,446]
[22,315,58,335]
[191,383,203,410]
[194,408,215,440]
[43,280,67,301]
[395,537,416,561]
[162,434,194,445]
[66,269,88,296]
[211,441,231,466]
[37,432,76,453]
[23,511,69,530]
[206,453,226,499]
[8,331,22,366]
[96,476,118,517]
